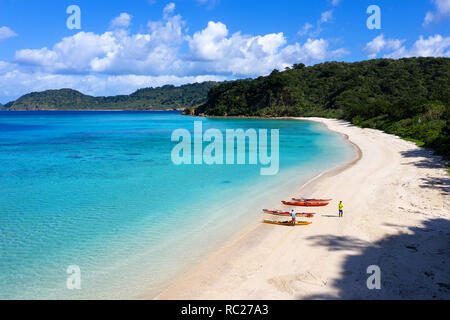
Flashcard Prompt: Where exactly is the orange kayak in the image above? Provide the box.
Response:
[264,219,312,226]
[282,201,329,207]
[263,209,315,218]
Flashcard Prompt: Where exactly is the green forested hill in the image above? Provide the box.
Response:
[193,57,449,157]
[4,82,218,111]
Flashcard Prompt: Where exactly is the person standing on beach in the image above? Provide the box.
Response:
[339,201,344,217]
[291,210,296,225]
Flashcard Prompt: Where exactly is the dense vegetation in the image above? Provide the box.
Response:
[3,82,218,111]
[193,57,449,158]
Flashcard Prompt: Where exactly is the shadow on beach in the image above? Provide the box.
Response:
[400,149,449,195]
[400,149,446,169]
[302,218,450,299]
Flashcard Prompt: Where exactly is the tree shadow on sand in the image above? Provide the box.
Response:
[302,218,450,299]
[400,149,449,196]
[400,149,446,169]
[419,176,450,195]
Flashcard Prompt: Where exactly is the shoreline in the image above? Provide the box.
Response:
[153,117,362,300]
[156,117,449,300]
[144,118,360,300]
[298,118,363,183]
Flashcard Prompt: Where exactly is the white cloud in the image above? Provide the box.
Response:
[14,8,186,75]
[15,32,120,73]
[5,5,348,101]
[0,61,15,73]
[258,33,288,55]
[298,23,313,36]
[412,34,450,56]
[0,26,17,42]
[186,21,289,75]
[281,38,347,65]
[424,11,435,25]
[197,0,220,9]
[14,9,345,78]
[364,34,404,58]
[187,21,231,61]
[300,9,335,37]
[320,10,334,23]
[423,0,450,25]
[386,34,450,58]
[364,34,450,59]
[163,3,176,18]
[186,21,345,76]
[331,0,341,6]
[110,13,132,28]
[434,0,450,15]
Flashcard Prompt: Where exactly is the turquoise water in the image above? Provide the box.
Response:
[0,111,354,299]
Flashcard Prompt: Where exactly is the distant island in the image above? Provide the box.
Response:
[190,57,449,159]
[1,82,219,111]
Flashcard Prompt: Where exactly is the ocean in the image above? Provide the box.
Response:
[0,111,355,299]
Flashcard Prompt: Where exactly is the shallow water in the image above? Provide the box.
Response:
[0,111,354,299]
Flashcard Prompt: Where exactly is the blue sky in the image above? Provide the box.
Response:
[0,0,449,103]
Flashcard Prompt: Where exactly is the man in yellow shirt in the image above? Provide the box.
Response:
[339,201,344,217]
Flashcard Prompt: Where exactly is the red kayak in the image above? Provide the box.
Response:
[292,198,332,202]
[282,201,329,207]
[263,209,315,218]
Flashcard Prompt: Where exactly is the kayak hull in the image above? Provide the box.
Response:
[282,201,329,207]
[292,198,332,202]
[264,220,312,226]
[263,209,314,218]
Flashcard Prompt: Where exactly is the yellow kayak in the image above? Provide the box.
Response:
[263,219,312,226]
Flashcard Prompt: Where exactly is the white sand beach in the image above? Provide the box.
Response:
[157,118,450,300]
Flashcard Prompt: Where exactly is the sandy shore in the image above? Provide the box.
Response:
[157,118,449,300]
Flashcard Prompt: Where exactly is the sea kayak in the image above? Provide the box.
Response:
[282,201,329,207]
[264,219,312,226]
[263,209,315,218]
[292,198,332,202]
